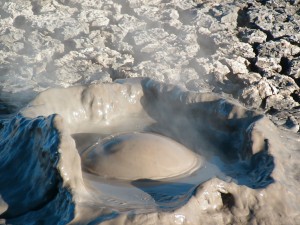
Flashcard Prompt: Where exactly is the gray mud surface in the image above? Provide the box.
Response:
[0,0,300,224]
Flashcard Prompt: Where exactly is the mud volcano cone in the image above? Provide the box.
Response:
[0,78,296,224]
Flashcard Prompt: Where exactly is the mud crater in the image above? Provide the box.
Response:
[20,78,275,214]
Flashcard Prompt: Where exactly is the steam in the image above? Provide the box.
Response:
[0,0,214,112]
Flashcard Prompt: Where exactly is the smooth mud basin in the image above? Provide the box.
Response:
[2,77,296,224]
[73,131,221,212]
[81,132,203,180]
[80,163,221,212]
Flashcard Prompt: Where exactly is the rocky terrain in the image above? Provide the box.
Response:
[0,0,299,131]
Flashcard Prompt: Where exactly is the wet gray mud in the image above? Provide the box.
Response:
[1,78,300,224]
[0,0,300,224]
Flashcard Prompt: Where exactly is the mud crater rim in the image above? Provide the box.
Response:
[20,78,276,211]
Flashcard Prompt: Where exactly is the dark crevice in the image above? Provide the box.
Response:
[292,105,300,111]
[237,6,251,28]
[265,106,279,115]
[279,57,290,75]
[249,140,275,189]
[284,15,293,23]
[247,58,260,73]
[291,90,300,103]
[257,0,268,5]
[236,5,274,44]
[274,8,285,14]
[237,6,274,42]
[257,27,274,42]
[272,35,296,42]
[266,75,276,82]
[293,52,300,58]
[260,97,267,109]
[220,192,235,210]
[251,42,260,56]
[107,67,126,81]
[294,78,300,87]
[207,8,222,22]
[194,3,205,9]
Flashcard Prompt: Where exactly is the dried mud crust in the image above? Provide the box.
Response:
[0,0,299,129]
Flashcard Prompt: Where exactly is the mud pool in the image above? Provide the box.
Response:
[1,78,299,224]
